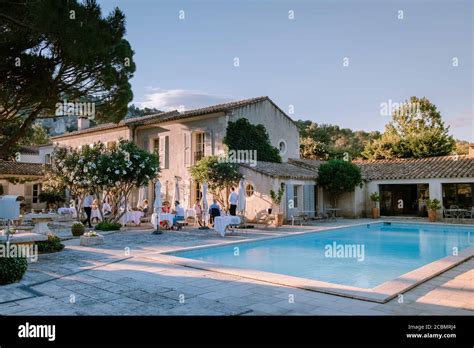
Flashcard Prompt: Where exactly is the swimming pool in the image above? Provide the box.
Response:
[170,222,474,290]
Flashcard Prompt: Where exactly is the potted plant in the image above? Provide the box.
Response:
[426,199,442,222]
[80,231,104,246]
[369,192,380,219]
[270,185,285,226]
[71,222,85,237]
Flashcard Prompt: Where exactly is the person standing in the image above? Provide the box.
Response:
[193,199,203,226]
[228,187,238,216]
[82,192,94,228]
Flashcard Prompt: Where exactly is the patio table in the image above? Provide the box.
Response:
[119,211,144,225]
[185,209,196,219]
[160,213,175,229]
[445,209,468,220]
[91,208,102,222]
[324,208,341,220]
[214,216,241,237]
[58,207,76,216]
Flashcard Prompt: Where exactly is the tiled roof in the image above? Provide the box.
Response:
[240,161,318,180]
[50,121,128,139]
[289,156,474,181]
[18,145,39,155]
[51,96,290,139]
[288,158,326,172]
[0,161,45,176]
[354,155,474,180]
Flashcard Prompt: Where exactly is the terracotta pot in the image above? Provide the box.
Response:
[372,207,380,219]
[428,210,437,222]
[276,213,284,226]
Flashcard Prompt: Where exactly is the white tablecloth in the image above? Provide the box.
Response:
[151,213,175,229]
[91,208,102,221]
[185,209,196,218]
[161,213,175,227]
[58,207,76,216]
[213,216,241,237]
[119,211,144,225]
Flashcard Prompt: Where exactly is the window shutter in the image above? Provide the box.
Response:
[285,183,294,219]
[204,131,213,156]
[304,185,316,217]
[159,136,166,169]
[184,132,191,166]
[164,136,169,169]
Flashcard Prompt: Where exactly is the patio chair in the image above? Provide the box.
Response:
[290,209,305,226]
[443,208,453,219]
[463,207,474,219]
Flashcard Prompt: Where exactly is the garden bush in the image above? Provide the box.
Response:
[0,247,28,285]
[95,220,122,231]
[71,222,85,236]
[36,234,65,254]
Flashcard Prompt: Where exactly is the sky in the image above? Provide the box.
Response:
[98,0,473,141]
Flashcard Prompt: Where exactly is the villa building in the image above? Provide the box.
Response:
[4,96,473,221]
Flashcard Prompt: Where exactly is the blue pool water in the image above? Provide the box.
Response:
[171,222,473,288]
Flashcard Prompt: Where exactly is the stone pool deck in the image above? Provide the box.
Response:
[0,219,473,316]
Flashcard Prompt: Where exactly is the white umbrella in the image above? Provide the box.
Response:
[152,180,162,232]
[173,179,180,204]
[200,182,209,228]
[138,185,147,207]
[237,179,246,214]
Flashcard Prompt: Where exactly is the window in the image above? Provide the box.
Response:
[278,140,287,155]
[0,184,7,195]
[32,184,42,204]
[152,138,159,154]
[442,183,473,209]
[194,132,205,163]
[245,184,254,197]
[44,154,51,164]
[293,185,300,208]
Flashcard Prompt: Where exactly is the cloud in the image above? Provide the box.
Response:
[137,88,238,111]
[447,115,473,128]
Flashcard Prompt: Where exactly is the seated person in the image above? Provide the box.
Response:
[161,201,171,213]
[139,199,149,216]
[208,199,221,225]
[172,201,185,226]
[102,200,112,216]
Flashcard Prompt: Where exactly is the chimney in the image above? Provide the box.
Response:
[78,116,90,131]
[469,144,474,158]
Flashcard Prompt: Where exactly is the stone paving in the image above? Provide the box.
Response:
[0,220,473,316]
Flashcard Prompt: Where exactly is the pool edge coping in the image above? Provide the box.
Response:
[150,221,474,303]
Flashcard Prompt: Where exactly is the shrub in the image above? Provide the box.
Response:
[71,222,85,236]
[0,250,28,285]
[426,199,442,211]
[369,192,380,202]
[95,220,122,231]
[36,234,64,254]
[317,160,363,207]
